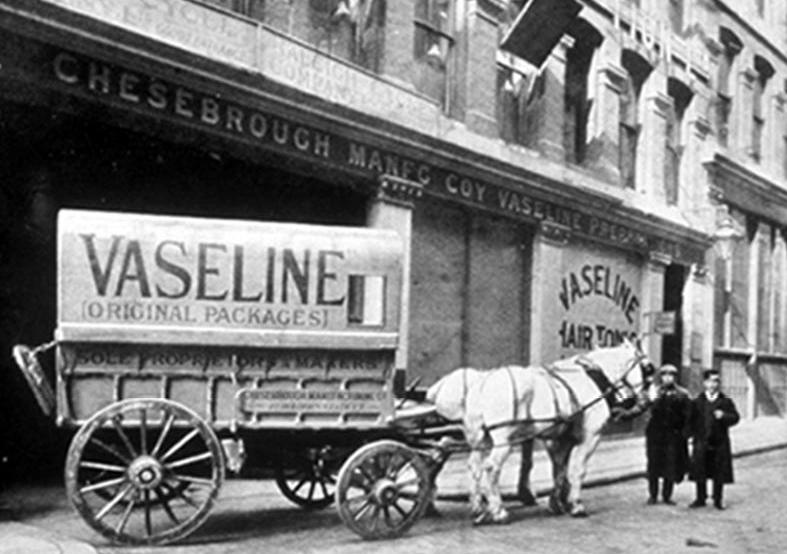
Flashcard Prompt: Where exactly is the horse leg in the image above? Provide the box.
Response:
[516,439,538,506]
[545,440,573,515]
[478,429,512,524]
[467,448,486,517]
[566,433,602,518]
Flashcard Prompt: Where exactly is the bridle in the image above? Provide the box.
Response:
[606,349,656,407]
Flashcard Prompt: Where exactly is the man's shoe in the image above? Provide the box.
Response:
[646,497,657,505]
[689,500,706,508]
[663,499,676,505]
[713,501,725,510]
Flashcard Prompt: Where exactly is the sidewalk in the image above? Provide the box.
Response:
[434,416,787,500]
[0,522,96,554]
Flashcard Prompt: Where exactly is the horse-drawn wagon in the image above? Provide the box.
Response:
[13,209,451,544]
[13,209,655,545]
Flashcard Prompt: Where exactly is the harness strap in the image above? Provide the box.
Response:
[504,366,519,423]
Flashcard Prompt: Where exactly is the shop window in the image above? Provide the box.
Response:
[619,50,652,189]
[496,62,530,146]
[414,0,454,108]
[751,56,774,164]
[347,275,386,326]
[665,78,692,206]
[564,19,603,165]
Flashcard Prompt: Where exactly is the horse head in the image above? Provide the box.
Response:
[580,336,656,410]
[426,367,483,421]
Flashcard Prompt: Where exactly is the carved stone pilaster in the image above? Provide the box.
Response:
[537,221,572,245]
[599,62,628,94]
[376,175,424,209]
[648,250,672,270]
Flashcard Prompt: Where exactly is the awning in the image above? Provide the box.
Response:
[500,0,582,67]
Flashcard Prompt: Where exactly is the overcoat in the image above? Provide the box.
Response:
[688,392,740,484]
[645,385,690,482]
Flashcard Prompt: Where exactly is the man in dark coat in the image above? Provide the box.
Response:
[645,364,690,505]
[688,369,740,510]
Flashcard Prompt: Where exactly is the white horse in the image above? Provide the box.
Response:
[426,338,655,523]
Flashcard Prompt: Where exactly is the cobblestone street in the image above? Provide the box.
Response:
[2,448,784,554]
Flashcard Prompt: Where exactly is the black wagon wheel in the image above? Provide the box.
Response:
[65,399,224,546]
[335,440,432,540]
[275,446,340,510]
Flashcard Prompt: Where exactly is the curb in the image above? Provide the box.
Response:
[434,440,787,503]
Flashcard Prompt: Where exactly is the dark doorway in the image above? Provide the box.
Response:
[661,263,686,378]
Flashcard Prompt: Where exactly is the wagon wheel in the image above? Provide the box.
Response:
[275,446,340,510]
[335,440,432,540]
[65,399,224,545]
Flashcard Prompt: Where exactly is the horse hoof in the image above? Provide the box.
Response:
[548,496,565,515]
[518,490,538,507]
[570,506,588,518]
[472,511,493,526]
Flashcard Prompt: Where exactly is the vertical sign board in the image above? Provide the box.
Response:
[553,241,643,359]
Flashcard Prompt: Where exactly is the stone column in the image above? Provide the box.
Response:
[586,61,627,182]
[367,175,423,375]
[638,91,672,202]
[684,263,714,389]
[640,252,670,367]
[529,221,570,364]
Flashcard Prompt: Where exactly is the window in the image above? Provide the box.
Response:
[668,0,684,34]
[564,20,603,164]
[496,58,531,146]
[756,0,765,18]
[665,78,692,205]
[717,28,742,147]
[752,56,775,163]
[414,0,454,108]
[619,50,652,189]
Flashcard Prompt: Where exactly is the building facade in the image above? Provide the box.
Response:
[0,0,784,471]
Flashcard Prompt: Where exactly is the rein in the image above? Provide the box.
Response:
[478,353,650,442]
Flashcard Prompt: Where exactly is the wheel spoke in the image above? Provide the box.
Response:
[160,429,200,463]
[351,498,373,521]
[95,483,133,521]
[140,409,148,455]
[345,491,372,506]
[165,450,213,470]
[150,413,176,458]
[319,479,330,499]
[171,474,215,488]
[394,477,421,491]
[80,461,127,473]
[80,476,127,494]
[162,482,201,510]
[143,490,153,538]
[307,480,316,501]
[155,487,180,525]
[90,437,131,465]
[391,500,408,517]
[383,506,393,528]
[115,490,137,535]
[111,417,138,458]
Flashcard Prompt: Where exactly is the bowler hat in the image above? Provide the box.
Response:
[659,364,678,375]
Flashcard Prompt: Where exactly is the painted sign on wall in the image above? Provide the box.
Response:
[556,243,642,356]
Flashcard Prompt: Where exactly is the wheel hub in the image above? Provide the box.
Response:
[372,478,398,505]
[128,456,164,490]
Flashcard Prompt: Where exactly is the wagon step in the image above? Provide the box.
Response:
[11,343,56,417]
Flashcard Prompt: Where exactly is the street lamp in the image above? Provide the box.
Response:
[713,214,743,262]
[713,215,743,348]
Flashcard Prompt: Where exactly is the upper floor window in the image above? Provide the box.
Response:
[665,78,693,205]
[225,1,386,72]
[564,19,603,165]
[752,55,775,163]
[414,0,454,108]
[756,0,765,17]
[496,59,531,146]
[619,50,652,189]
[668,0,684,34]
[716,27,742,147]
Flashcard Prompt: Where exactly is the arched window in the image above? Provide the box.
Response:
[752,55,775,163]
[619,50,652,189]
[665,78,693,205]
[668,0,684,34]
[564,19,603,164]
[716,27,743,147]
